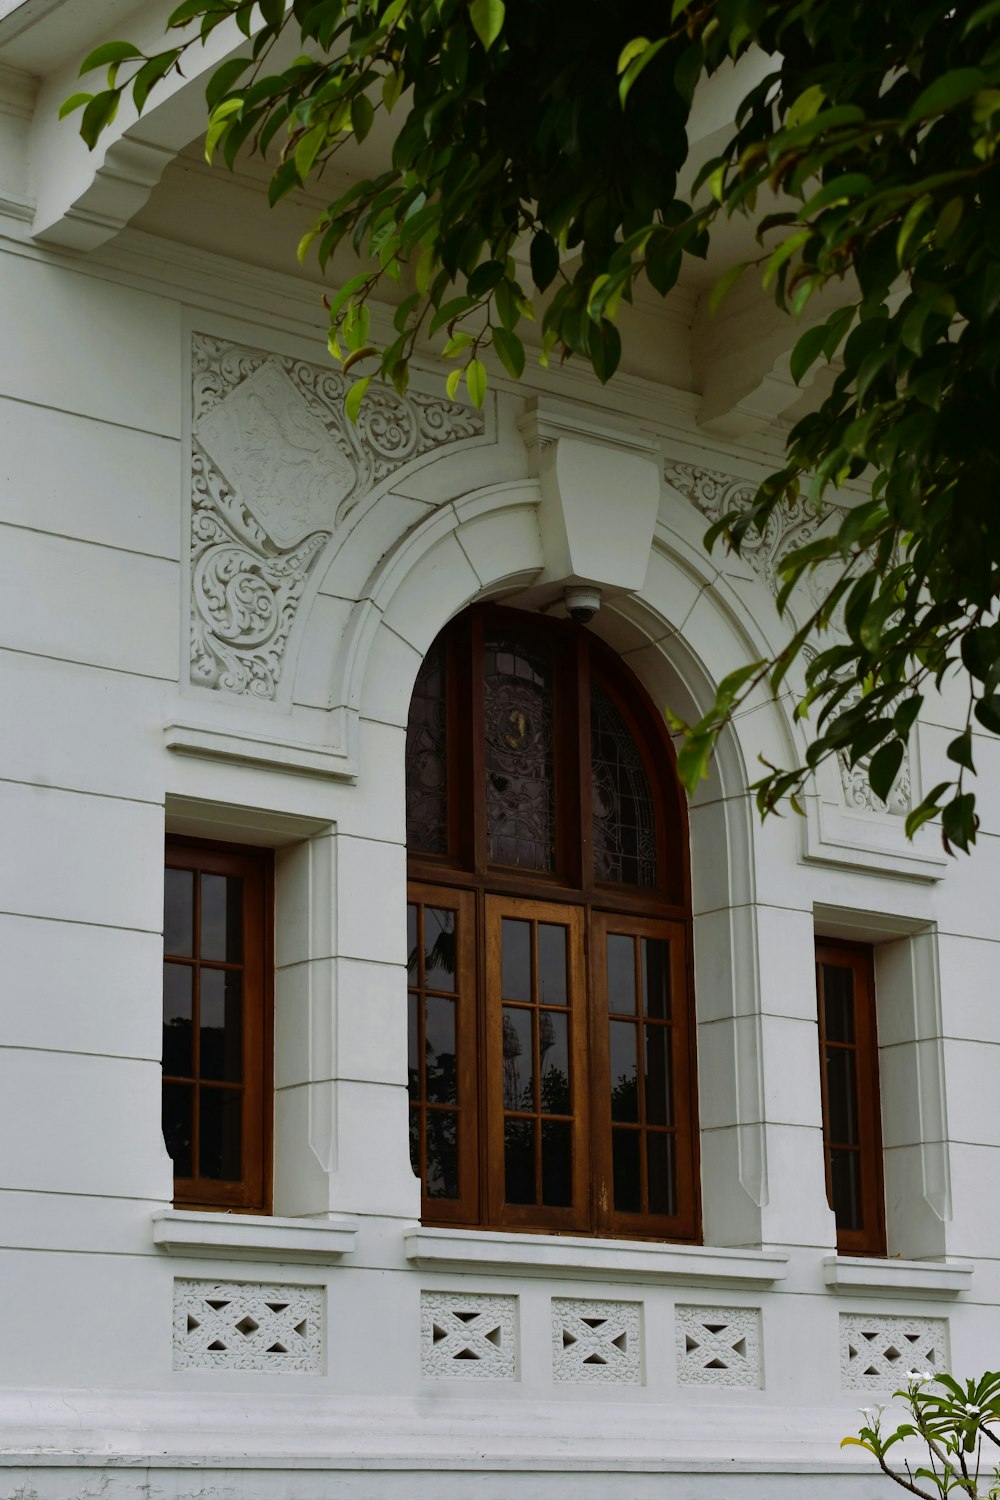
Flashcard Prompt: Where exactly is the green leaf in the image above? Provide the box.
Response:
[294,123,327,181]
[975,695,1000,733]
[59,92,94,120]
[786,83,825,128]
[530,231,559,291]
[947,729,976,772]
[345,375,371,424]
[942,793,978,853]
[619,37,667,107]
[466,357,487,408]
[868,740,905,803]
[351,93,374,142]
[708,261,748,317]
[789,322,830,385]
[469,0,505,51]
[617,36,652,74]
[964,0,1000,36]
[446,366,463,400]
[79,90,120,149]
[79,41,143,76]
[205,57,251,110]
[904,68,985,130]
[492,327,525,379]
[132,51,177,114]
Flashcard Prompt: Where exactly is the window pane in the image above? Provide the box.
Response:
[644,1024,673,1125]
[408,1108,421,1178]
[612,1129,641,1214]
[162,963,193,1077]
[485,635,555,871]
[830,1147,862,1231]
[641,938,671,1019]
[424,906,456,992]
[162,1082,192,1177]
[539,1011,570,1115]
[425,995,458,1104]
[502,1006,534,1111]
[504,1117,536,1204]
[164,868,194,957]
[405,638,449,855]
[647,1132,677,1216]
[407,903,418,981]
[541,1120,572,1207]
[425,1110,459,1198]
[825,1048,859,1144]
[201,873,243,962]
[609,1021,639,1121]
[407,991,420,1099]
[200,970,242,1082]
[537,923,567,1005]
[199,1087,242,1180]
[501,918,531,1001]
[591,683,658,886]
[606,933,636,1014]
[823,965,856,1043]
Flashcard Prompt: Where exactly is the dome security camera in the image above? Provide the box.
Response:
[563,586,602,625]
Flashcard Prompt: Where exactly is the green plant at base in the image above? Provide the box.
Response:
[845,1371,1000,1498]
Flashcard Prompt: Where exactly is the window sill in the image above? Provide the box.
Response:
[823,1255,973,1298]
[152,1210,359,1264]
[404,1227,788,1284]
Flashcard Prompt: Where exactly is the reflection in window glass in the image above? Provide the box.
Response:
[485,636,555,870]
[591,684,657,886]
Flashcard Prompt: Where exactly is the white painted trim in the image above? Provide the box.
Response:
[823,1255,972,1297]
[152,1209,359,1263]
[164,721,356,780]
[404,1227,788,1284]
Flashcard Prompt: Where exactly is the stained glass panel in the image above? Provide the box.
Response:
[591,684,657,886]
[485,636,555,870]
[406,639,449,854]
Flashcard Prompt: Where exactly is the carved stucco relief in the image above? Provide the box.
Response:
[189,332,486,700]
[665,459,910,816]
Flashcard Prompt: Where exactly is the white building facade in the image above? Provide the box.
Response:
[1,5,997,1496]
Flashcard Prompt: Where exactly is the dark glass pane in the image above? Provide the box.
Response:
[425,1110,459,1198]
[826,1048,859,1144]
[162,963,193,1077]
[501,918,531,1001]
[641,939,671,1019]
[409,1107,421,1177]
[405,638,449,855]
[607,933,636,1014]
[425,995,458,1103]
[609,1020,639,1121]
[200,1087,242,1180]
[504,1116,536,1204]
[830,1147,862,1230]
[644,1025,673,1125]
[200,970,242,1082]
[542,1120,572,1207]
[407,904,418,981]
[823,965,856,1043]
[485,635,555,870]
[164,868,194,957]
[537,923,567,1005]
[201,873,242,962]
[612,1128,641,1213]
[407,990,420,1099]
[162,1082,192,1177]
[502,1006,534,1111]
[647,1132,677,1216]
[539,1011,570,1114]
[591,683,657,886]
[424,906,457,992]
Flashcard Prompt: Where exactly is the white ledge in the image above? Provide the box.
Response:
[164,722,356,781]
[823,1255,973,1298]
[152,1210,359,1263]
[404,1227,787,1284]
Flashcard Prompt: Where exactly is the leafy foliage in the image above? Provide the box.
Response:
[64,0,1000,850]
[845,1370,1000,1498]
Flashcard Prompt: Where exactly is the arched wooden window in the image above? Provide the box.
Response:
[405,605,698,1240]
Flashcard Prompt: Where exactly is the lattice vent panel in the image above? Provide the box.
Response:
[551,1298,642,1384]
[841,1313,949,1390]
[420,1291,517,1379]
[173,1278,324,1372]
[675,1304,762,1388]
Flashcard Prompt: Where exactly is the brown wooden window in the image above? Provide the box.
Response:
[815,941,885,1256]
[405,605,698,1241]
[163,840,273,1212]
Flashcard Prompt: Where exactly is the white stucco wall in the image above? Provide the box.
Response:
[2,26,1000,1497]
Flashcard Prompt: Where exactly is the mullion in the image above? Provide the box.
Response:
[633,936,649,1213]
[418,905,428,1192]
[192,872,202,1181]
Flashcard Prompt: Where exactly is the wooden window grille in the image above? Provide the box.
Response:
[815,941,885,1256]
[405,605,698,1241]
[163,839,273,1212]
